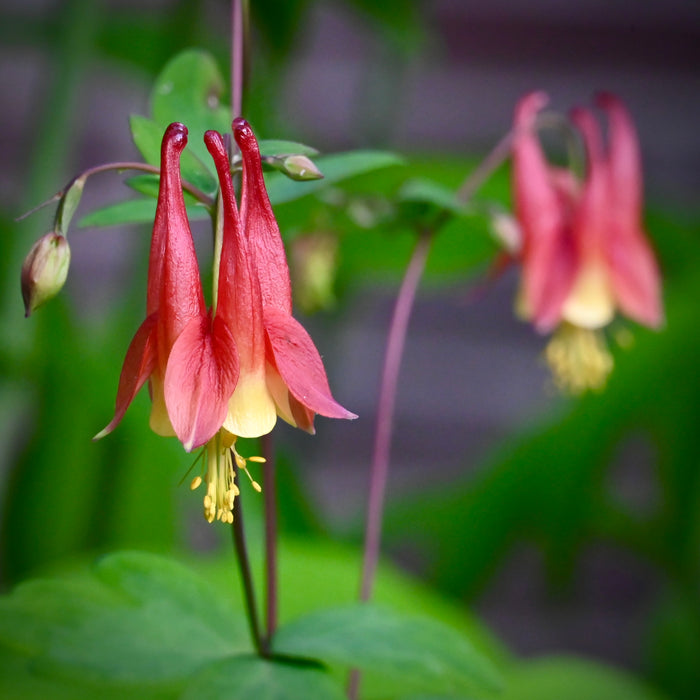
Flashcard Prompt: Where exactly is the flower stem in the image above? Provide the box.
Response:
[358,229,433,604]
[348,230,432,700]
[261,432,278,645]
[231,464,266,657]
[231,0,248,119]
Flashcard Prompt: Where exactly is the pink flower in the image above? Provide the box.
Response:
[512,91,662,334]
[511,92,663,391]
[95,122,239,451]
[204,119,356,440]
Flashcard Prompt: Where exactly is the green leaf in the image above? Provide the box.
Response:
[273,603,502,697]
[181,655,345,700]
[78,198,209,227]
[151,49,232,169]
[0,552,251,685]
[266,150,404,205]
[129,114,217,194]
[500,656,669,700]
[398,177,469,216]
[258,139,319,157]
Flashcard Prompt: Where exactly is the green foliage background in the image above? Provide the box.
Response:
[1,1,698,698]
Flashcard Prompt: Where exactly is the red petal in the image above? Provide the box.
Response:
[205,129,267,371]
[234,118,293,314]
[164,314,240,451]
[94,313,158,440]
[597,94,663,327]
[151,123,206,350]
[512,92,575,331]
[264,308,356,420]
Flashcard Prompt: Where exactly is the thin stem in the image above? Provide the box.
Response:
[359,230,433,602]
[79,161,214,206]
[455,130,514,205]
[261,432,278,646]
[231,0,246,119]
[348,230,433,700]
[231,463,266,657]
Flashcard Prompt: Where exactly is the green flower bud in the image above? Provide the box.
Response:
[21,232,71,316]
[280,154,323,181]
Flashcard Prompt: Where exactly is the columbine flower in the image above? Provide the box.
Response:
[21,232,71,316]
[511,91,663,392]
[204,119,356,439]
[95,122,239,451]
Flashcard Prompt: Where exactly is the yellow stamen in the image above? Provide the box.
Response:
[193,432,264,524]
[544,323,613,394]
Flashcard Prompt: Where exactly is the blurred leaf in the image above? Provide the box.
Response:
[398,177,469,216]
[181,655,344,700]
[500,656,668,700]
[644,589,700,700]
[0,551,250,686]
[265,150,404,204]
[259,140,319,157]
[273,603,502,697]
[150,49,231,169]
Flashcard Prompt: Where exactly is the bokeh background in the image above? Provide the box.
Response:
[1,1,699,698]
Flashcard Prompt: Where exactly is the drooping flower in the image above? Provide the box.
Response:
[511,91,663,392]
[204,119,357,440]
[95,122,239,451]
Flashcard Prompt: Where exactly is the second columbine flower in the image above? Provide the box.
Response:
[510,91,663,392]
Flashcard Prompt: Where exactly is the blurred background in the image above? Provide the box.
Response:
[1,1,699,698]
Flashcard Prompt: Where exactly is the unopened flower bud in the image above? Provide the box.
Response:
[21,232,71,316]
[290,232,338,313]
[281,154,323,181]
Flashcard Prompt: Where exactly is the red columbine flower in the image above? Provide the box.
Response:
[511,91,663,392]
[95,122,239,451]
[204,119,356,440]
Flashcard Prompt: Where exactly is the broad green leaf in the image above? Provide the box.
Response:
[273,603,502,697]
[266,150,404,205]
[181,655,345,700]
[500,656,668,700]
[129,114,218,194]
[398,177,469,216]
[258,139,319,157]
[0,552,250,685]
[78,198,209,227]
[151,50,231,169]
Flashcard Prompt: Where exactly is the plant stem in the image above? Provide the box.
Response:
[348,230,432,700]
[231,463,266,657]
[357,229,433,604]
[261,432,278,645]
[231,0,247,119]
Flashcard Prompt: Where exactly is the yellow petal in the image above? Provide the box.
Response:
[149,374,176,437]
[562,262,614,329]
[223,371,277,438]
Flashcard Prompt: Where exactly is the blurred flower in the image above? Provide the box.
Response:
[205,119,356,439]
[511,91,663,392]
[21,232,71,316]
[95,122,239,452]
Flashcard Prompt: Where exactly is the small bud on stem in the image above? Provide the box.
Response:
[21,232,71,316]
